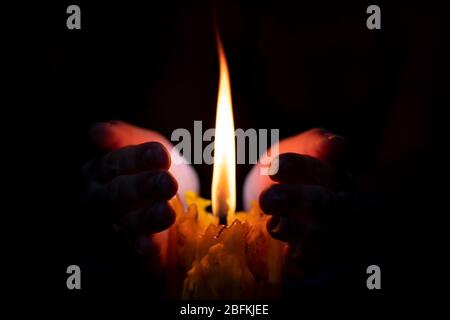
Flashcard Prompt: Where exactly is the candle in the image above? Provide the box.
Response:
[164,31,283,300]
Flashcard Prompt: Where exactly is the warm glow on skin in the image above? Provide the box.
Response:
[211,32,236,224]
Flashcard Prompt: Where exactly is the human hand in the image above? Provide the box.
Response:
[81,121,198,263]
[244,128,351,271]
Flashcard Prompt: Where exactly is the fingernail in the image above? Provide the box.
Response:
[147,202,176,232]
[267,216,293,242]
[267,215,280,230]
[327,135,347,157]
[270,216,288,234]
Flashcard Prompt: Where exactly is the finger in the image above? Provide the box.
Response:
[89,121,200,208]
[316,132,348,165]
[243,129,347,210]
[259,184,336,224]
[99,170,178,211]
[115,201,176,235]
[303,128,348,164]
[278,128,348,164]
[269,153,333,186]
[98,142,170,181]
[266,216,304,242]
[266,216,327,262]
[90,121,172,151]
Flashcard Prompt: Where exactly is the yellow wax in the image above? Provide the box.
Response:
[166,191,283,300]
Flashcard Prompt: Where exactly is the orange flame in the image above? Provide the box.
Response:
[211,31,236,224]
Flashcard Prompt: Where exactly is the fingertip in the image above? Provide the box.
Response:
[146,171,178,200]
[143,142,171,170]
[266,215,280,230]
[266,216,297,242]
[327,134,348,155]
[316,131,348,163]
[259,186,284,215]
[269,153,306,182]
[141,202,176,234]
[90,122,118,151]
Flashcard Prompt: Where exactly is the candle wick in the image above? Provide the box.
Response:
[219,215,227,226]
[214,225,227,239]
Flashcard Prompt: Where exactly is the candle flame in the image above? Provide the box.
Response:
[211,31,236,224]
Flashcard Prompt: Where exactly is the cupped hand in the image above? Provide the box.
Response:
[244,128,351,268]
[81,121,199,253]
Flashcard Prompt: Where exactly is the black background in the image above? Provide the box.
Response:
[15,0,447,308]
